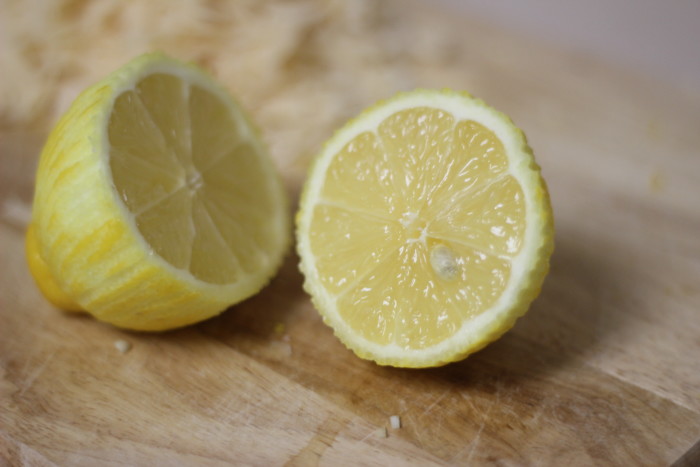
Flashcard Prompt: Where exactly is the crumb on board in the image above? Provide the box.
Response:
[114,339,131,354]
[274,322,285,335]
[390,415,401,429]
[269,340,292,358]
[375,427,388,438]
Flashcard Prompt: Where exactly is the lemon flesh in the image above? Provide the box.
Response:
[28,53,289,331]
[297,90,553,367]
[109,74,280,284]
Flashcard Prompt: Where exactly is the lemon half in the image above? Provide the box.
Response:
[27,53,289,331]
[296,89,553,367]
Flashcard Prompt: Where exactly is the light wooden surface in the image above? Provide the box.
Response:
[2,2,700,465]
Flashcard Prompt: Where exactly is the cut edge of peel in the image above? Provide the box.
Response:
[25,224,83,312]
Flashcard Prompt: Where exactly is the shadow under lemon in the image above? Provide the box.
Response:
[99,214,635,393]
[384,226,635,387]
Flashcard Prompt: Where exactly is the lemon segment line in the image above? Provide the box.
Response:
[132,183,188,217]
[130,86,173,162]
[111,147,179,180]
[316,198,397,225]
[197,141,248,176]
[196,195,245,277]
[331,243,401,301]
[432,171,511,219]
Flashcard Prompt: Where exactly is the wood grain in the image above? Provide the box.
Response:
[2,1,700,465]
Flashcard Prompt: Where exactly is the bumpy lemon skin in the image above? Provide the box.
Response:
[27,53,289,331]
[296,89,554,368]
[25,224,83,312]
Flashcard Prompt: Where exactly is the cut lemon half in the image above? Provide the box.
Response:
[27,53,289,331]
[296,89,553,367]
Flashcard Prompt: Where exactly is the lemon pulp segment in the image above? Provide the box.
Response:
[309,108,525,349]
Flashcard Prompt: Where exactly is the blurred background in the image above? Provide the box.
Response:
[2,0,699,244]
[2,0,698,172]
[436,0,700,91]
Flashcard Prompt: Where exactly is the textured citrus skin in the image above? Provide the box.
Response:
[27,53,289,331]
[296,89,554,368]
[25,224,82,312]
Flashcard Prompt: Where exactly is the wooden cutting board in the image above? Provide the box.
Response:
[2,2,699,465]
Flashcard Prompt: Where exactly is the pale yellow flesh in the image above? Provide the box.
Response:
[109,73,275,285]
[308,108,525,350]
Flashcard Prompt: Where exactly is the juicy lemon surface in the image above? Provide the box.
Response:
[27,53,289,330]
[296,90,553,367]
